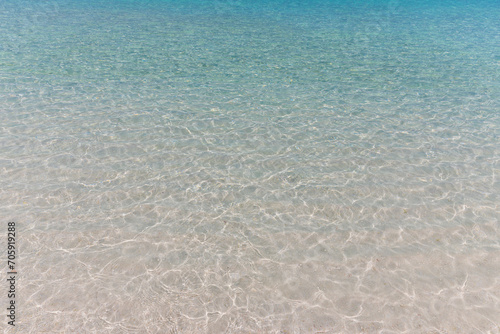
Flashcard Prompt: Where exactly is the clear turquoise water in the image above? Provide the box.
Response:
[1,0,499,332]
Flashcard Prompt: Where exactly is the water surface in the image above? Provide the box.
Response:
[1,0,499,332]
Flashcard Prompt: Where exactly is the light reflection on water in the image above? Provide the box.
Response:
[1,0,499,332]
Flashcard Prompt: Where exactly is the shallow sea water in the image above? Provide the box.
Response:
[1,0,499,332]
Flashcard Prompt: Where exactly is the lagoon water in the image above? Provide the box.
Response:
[1,0,499,332]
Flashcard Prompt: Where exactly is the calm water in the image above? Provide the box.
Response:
[1,0,499,332]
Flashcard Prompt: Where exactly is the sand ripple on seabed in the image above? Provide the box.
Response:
[14,223,500,334]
